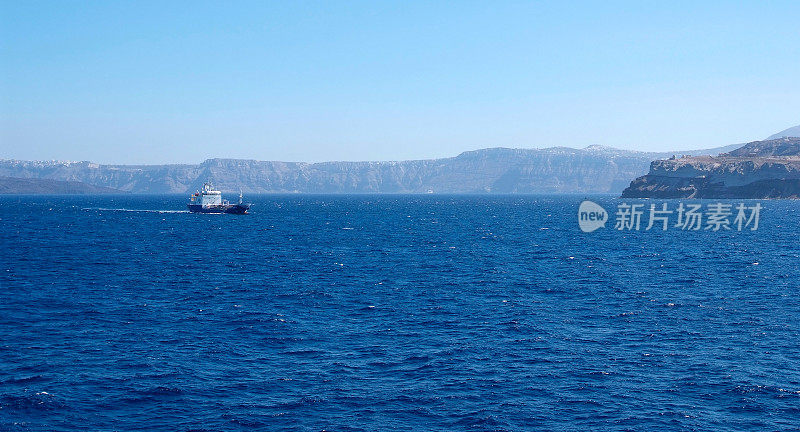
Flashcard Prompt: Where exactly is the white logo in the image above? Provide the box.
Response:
[578,201,762,233]
[578,200,608,232]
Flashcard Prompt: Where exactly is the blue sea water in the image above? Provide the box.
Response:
[1,194,799,431]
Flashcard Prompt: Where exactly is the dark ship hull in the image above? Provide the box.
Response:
[187,203,251,214]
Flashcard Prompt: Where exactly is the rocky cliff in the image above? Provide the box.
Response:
[0,176,122,194]
[0,144,739,194]
[621,138,800,199]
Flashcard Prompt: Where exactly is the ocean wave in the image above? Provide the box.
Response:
[82,207,189,213]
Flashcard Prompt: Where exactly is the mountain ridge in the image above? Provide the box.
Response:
[0,176,123,194]
[0,144,741,194]
[767,125,800,140]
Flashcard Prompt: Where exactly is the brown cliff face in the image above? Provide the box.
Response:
[621,138,800,199]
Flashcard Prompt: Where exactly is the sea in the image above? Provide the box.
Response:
[1,194,799,431]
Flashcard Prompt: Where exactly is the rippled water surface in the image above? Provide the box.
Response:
[1,195,799,431]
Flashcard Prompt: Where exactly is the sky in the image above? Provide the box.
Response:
[1,1,799,164]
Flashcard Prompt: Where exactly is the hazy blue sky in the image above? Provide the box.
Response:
[2,1,799,164]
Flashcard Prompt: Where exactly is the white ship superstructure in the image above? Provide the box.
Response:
[187,182,250,214]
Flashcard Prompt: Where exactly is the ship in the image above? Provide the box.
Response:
[187,182,251,214]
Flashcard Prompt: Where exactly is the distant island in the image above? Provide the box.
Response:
[0,144,739,195]
[767,125,800,140]
[5,124,800,197]
[622,137,800,199]
[0,176,122,194]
